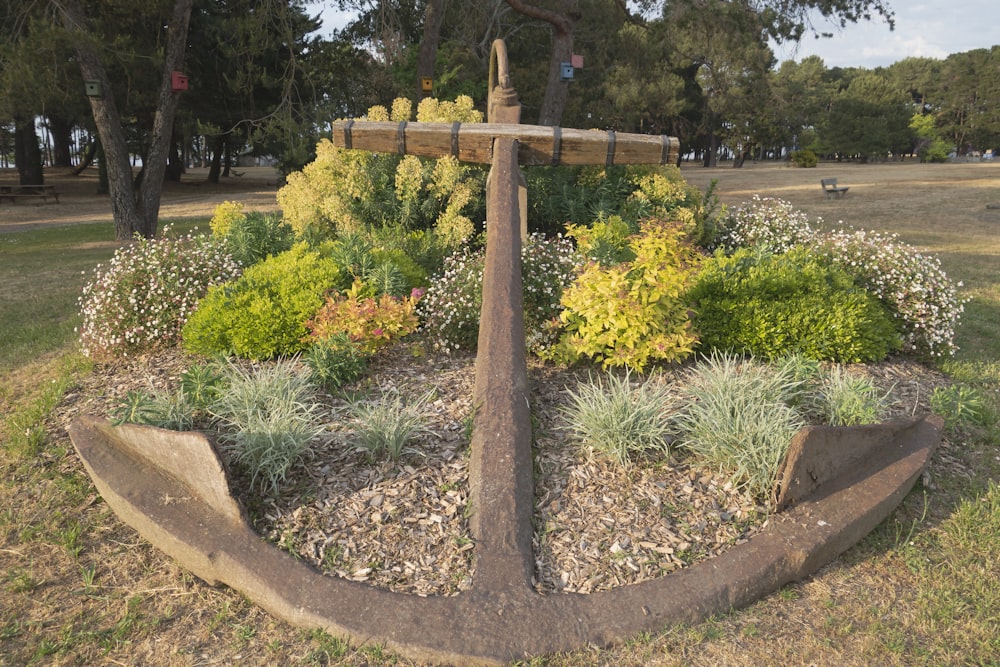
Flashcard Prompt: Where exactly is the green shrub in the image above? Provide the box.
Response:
[303,333,369,393]
[548,218,701,371]
[790,149,818,167]
[210,358,324,494]
[560,370,674,467]
[931,384,989,429]
[78,228,241,359]
[687,247,901,362]
[671,352,809,500]
[182,243,341,360]
[225,212,295,267]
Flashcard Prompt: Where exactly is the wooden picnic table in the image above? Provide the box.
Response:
[0,184,61,204]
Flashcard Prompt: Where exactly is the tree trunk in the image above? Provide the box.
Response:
[415,0,447,100]
[208,136,223,183]
[72,140,98,175]
[48,115,75,167]
[59,0,193,240]
[13,118,44,185]
[504,0,579,127]
[166,131,184,181]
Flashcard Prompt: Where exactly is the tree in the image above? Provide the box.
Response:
[58,0,193,240]
[822,70,912,161]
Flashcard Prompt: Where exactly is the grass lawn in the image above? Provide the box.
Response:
[1,162,998,666]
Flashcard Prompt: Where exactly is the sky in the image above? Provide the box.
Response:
[319,1,1000,71]
[771,0,1000,68]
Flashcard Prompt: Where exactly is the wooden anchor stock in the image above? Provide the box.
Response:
[330,119,681,167]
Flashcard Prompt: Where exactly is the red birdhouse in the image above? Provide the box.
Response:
[171,71,189,92]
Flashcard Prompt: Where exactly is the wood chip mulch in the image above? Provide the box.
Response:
[55,344,951,599]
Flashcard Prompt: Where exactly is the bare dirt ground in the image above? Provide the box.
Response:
[0,165,282,234]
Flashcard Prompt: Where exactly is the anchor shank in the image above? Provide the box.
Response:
[468,137,536,593]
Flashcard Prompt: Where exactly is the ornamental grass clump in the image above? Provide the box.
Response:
[78,229,241,359]
[815,366,887,426]
[561,370,674,467]
[210,358,324,495]
[671,352,809,501]
[815,228,967,357]
[345,389,434,461]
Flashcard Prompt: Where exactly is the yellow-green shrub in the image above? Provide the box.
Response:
[277,95,485,243]
[548,218,702,371]
[182,243,341,360]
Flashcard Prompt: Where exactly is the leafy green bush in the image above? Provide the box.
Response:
[548,219,701,371]
[418,233,579,354]
[303,333,369,392]
[561,370,674,466]
[277,96,485,243]
[110,363,225,431]
[790,149,818,167]
[931,384,989,429]
[182,243,341,360]
[227,212,295,267]
[815,228,967,357]
[78,228,241,359]
[687,247,901,362]
[671,352,809,500]
[210,358,324,494]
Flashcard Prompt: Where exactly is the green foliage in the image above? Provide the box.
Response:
[688,247,901,363]
[78,228,241,359]
[930,384,989,429]
[815,366,886,426]
[671,352,809,500]
[307,281,422,355]
[560,370,674,467]
[418,234,579,354]
[790,149,818,167]
[549,219,701,371]
[303,333,369,392]
[566,214,636,265]
[111,389,196,431]
[210,359,324,495]
[224,212,295,268]
[345,389,434,461]
[182,243,341,360]
[277,96,485,242]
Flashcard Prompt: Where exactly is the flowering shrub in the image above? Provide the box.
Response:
[308,280,423,354]
[548,219,701,371]
[814,228,967,357]
[78,229,241,359]
[209,200,245,236]
[714,195,817,253]
[418,233,580,353]
[182,243,341,360]
[688,247,901,362]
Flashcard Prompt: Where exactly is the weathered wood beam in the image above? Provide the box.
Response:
[330,120,680,166]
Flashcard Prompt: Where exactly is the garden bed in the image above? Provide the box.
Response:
[56,343,950,598]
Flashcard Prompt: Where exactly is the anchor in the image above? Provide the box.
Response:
[69,40,941,665]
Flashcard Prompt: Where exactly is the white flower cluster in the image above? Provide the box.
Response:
[715,195,818,253]
[816,228,967,357]
[417,233,581,354]
[77,229,241,359]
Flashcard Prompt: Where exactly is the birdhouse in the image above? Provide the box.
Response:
[171,71,189,92]
[560,62,574,81]
[85,80,102,98]
[421,77,433,93]
[571,54,584,68]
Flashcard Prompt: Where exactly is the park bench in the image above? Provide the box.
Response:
[821,178,849,199]
[0,184,61,204]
